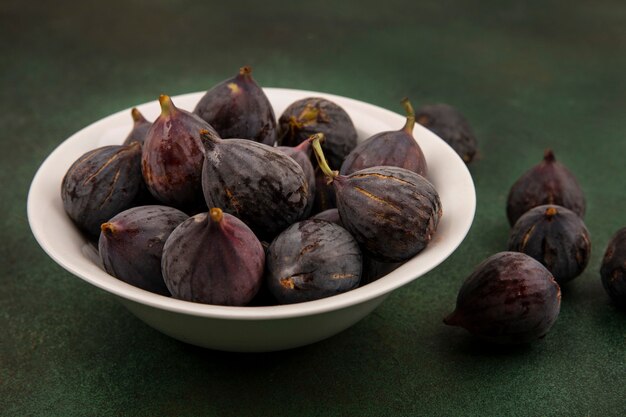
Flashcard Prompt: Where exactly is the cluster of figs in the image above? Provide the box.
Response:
[61,66,450,306]
[445,150,626,344]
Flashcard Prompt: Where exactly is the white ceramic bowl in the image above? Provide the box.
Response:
[28,88,476,352]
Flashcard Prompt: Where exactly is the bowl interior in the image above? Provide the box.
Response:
[27,88,476,320]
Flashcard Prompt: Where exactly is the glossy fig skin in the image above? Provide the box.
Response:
[201,132,309,241]
[341,98,427,177]
[506,149,585,226]
[333,167,442,262]
[508,205,591,285]
[276,140,316,217]
[61,142,143,238]
[98,205,188,295]
[266,219,362,304]
[162,208,265,306]
[193,66,277,145]
[278,97,357,169]
[415,103,477,164]
[141,95,219,212]
[600,227,626,308]
[444,252,561,344]
[123,108,152,146]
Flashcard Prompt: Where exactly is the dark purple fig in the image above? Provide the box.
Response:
[506,149,585,226]
[162,208,265,306]
[600,227,626,309]
[98,205,188,295]
[278,97,357,169]
[122,108,152,146]
[266,219,362,304]
[415,103,478,164]
[201,130,309,241]
[312,165,337,214]
[276,138,316,217]
[444,252,561,344]
[141,95,219,212]
[61,142,143,238]
[311,208,342,226]
[508,205,591,285]
[361,257,403,286]
[341,98,427,177]
[193,66,276,145]
[312,134,442,262]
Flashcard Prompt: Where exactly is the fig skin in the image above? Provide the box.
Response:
[312,165,337,214]
[508,205,591,285]
[141,95,219,212]
[98,205,188,295]
[61,142,144,238]
[201,130,309,241]
[266,219,362,304]
[193,66,277,145]
[311,208,342,226]
[415,103,477,164]
[162,208,265,306]
[341,98,427,177]
[600,227,626,309]
[312,134,442,262]
[444,252,561,344]
[276,139,316,217]
[506,149,585,226]
[278,97,357,169]
[122,108,152,146]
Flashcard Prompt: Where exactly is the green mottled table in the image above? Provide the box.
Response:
[2,1,624,415]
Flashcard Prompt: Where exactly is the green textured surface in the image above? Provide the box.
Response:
[2,0,625,415]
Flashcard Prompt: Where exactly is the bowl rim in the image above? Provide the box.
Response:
[27,87,476,321]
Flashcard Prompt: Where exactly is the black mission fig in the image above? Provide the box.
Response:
[508,205,591,285]
[415,103,478,163]
[266,219,362,304]
[278,97,357,169]
[61,142,144,238]
[507,149,585,226]
[141,95,219,212]
[193,66,277,145]
[444,252,561,344]
[201,130,309,241]
[123,108,152,146]
[600,227,626,309]
[276,137,316,217]
[312,134,442,262]
[341,98,427,177]
[162,208,265,306]
[99,205,188,295]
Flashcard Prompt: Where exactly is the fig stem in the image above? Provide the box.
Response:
[199,129,219,150]
[131,108,145,123]
[545,206,558,217]
[101,222,115,236]
[401,97,416,134]
[239,66,252,76]
[543,149,556,163]
[209,208,223,223]
[311,133,338,180]
[159,95,175,117]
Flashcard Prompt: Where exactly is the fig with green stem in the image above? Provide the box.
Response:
[311,134,442,262]
[341,98,427,177]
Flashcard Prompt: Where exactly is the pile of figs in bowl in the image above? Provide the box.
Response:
[28,71,475,352]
